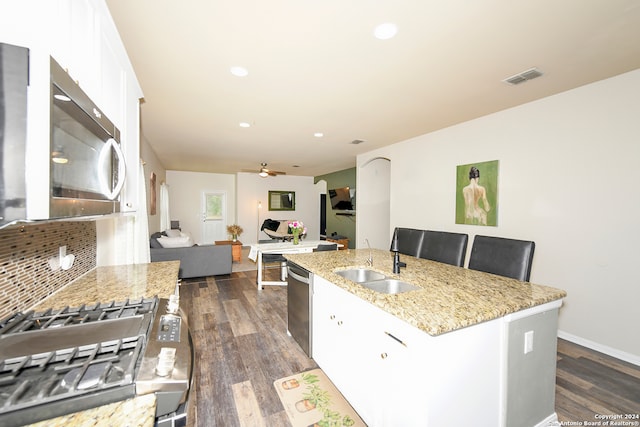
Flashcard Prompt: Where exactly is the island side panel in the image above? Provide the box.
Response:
[504,308,560,427]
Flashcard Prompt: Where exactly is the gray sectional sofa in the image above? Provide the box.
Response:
[150,232,233,278]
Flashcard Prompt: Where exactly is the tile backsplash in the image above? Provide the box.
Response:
[0,221,96,319]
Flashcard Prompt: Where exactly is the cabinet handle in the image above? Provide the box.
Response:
[380,352,388,359]
[384,331,407,347]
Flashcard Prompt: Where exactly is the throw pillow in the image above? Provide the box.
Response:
[276,221,290,234]
[165,229,181,238]
[262,219,281,232]
[157,235,195,248]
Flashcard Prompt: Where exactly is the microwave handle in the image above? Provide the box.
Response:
[98,138,127,200]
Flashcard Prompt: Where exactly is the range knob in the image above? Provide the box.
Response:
[155,347,176,377]
[167,294,180,314]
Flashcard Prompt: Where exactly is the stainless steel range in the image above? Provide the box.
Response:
[0,294,193,426]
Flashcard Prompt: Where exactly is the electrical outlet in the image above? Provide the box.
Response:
[524,330,534,354]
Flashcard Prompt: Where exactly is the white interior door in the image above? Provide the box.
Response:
[201,191,227,243]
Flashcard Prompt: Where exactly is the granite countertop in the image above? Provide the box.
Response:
[285,249,567,336]
[27,394,157,427]
[32,261,180,310]
[26,261,180,427]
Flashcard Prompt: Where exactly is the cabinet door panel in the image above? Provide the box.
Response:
[313,276,431,425]
[69,0,100,101]
[312,277,375,419]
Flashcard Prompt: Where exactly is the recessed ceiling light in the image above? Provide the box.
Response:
[314,132,323,138]
[230,66,248,77]
[374,23,398,40]
[239,122,251,128]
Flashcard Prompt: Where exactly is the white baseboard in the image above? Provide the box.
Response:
[558,330,640,366]
[536,412,559,427]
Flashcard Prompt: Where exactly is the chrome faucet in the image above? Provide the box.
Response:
[365,239,373,266]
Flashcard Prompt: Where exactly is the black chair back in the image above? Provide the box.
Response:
[314,243,338,252]
[258,240,286,262]
[468,235,535,281]
[419,231,468,267]
[391,227,425,257]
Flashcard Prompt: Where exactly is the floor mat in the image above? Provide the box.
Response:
[273,368,366,427]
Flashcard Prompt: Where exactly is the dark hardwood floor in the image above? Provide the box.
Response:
[181,268,317,427]
[180,269,640,427]
[556,339,640,424]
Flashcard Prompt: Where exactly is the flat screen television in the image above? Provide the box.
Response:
[328,187,354,211]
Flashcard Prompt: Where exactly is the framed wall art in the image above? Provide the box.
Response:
[455,160,499,226]
[149,172,157,215]
[268,191,295,211]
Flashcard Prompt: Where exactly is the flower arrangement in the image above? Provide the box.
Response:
[288,220,306,234]
[226,224,243,241]
[288,221,306,244]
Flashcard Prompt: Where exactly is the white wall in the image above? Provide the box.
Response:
[358,69,640,363]
[142,135,166,234]
[356,157,391,249]
[237,172,320,245]
[166,171,236,244]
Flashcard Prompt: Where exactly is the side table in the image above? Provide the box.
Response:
[215,240,242,262]
[327,237,349,250]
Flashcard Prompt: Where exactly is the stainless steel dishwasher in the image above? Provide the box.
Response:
[287,261,312,357]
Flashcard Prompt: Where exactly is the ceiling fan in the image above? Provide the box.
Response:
[246,162,286,178]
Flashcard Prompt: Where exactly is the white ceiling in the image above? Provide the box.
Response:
[105,0,640,177]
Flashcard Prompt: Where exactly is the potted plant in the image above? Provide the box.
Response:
[226,224,243,242]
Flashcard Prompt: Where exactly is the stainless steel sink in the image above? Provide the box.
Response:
[360,279,421,294]
[335,268,386,283]
[335,269,420,294]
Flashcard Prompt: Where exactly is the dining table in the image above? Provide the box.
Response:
[248,240,341,289]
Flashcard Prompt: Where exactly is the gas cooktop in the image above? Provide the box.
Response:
[0,296,192,426]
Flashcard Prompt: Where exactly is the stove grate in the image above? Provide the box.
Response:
[0,297,158,335]
[0,335,145,413]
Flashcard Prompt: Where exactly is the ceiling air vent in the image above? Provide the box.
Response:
[503,67,543,85]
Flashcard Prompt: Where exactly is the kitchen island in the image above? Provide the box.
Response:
[24,261,180,427]
[285,249,567,427]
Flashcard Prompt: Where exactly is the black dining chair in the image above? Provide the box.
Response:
[258,240,287,281]
[468,235,535,281]
[314,243,338,252]
[418,230,468,267]
[390,227,425,257]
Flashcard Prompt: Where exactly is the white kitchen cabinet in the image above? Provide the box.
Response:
[51,0,127,125]
[313,275,508,427]
[51,0,102,104]
[313,276,431,425]
[312,276,369,409]
[95,1,143,212]
[0,0,142,215]
[366,306,431,426]
[119,71,142,212]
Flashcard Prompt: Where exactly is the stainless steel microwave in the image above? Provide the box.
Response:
[49,56,125,219]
